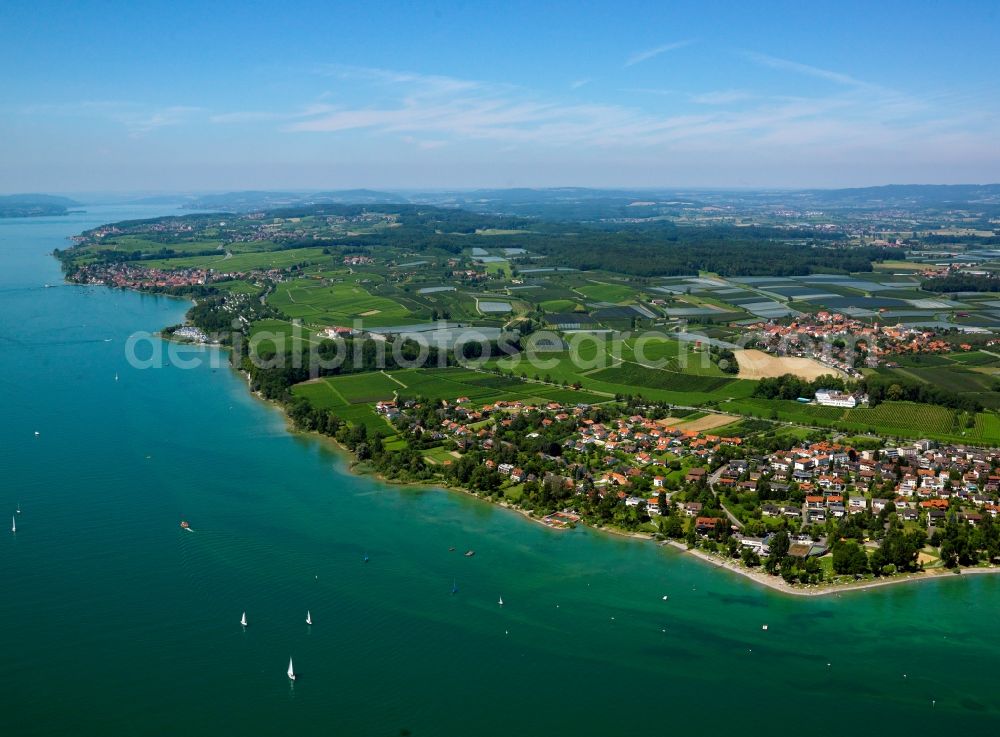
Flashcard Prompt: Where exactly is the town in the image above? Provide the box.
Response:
[350,387,1000,587]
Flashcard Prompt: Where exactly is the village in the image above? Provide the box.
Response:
[747,310,979,374]
[66,261,287,291]
[373,387,1000,583]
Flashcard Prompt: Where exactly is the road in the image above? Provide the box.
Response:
[708,465,744,530]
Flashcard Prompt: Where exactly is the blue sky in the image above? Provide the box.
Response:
[1,0,998,192]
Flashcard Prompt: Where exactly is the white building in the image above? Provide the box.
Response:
[815,389,857,408]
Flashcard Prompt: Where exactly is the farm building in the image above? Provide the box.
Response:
[815,389,858,408]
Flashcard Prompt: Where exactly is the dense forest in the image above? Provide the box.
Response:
[752,374,847,400]
[922,273,1000,293]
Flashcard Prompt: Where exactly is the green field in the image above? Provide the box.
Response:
[589,363,735,393]
[719,396,1000,445]
[484,260,511,278]
[577,282,636,303]
[291,380,393,435]
[292,367,610,433]
[112,235,225,254]
[270,279,413,327]
[726,398,848,424]
[843,402,956,436]
[948,351,1000,367]
[970,413,1000,443]
[140,247,334,271]
[539,299,580,313]
[249,319,327,348]
[483,337,756,406]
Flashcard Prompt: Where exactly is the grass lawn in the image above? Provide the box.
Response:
[423,446,458,465]
[484,260,512,278]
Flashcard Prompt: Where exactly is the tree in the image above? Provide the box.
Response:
[831,540,868,575]
[765,530,789,574]
[741,547,761,567]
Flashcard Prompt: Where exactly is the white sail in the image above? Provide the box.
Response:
[11,516,15,533]
[498,595,503,606]
[240,611,247,627]
[287,657,296,680]
[305,610,312,625]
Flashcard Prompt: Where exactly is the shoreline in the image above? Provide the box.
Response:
[665,540,1000,597]
[115,284,1000,599]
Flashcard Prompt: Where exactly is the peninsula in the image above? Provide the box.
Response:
[0,194,79,218]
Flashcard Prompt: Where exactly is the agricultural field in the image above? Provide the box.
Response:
[111,235,226,254]
[291,379,393,435]
[735,349,847,380]
[68,202,1000,450]
[842,402,957,437]
[142,247,335,272]
[270,279,414,327]
[725,398,848,424]
[970,413,1000,444]
[588,363,735,394]
[576,282,636,303]
[386,367,607,405]
[721,394,1000,445]
[539,299,581,313]
[292,366,610,433]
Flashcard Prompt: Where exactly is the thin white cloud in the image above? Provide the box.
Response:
[744,52,876,89]
[623,87,677,97]
[120,106,200,135]
[210,104,335,124]
[315,63,485,96]
[208,63,995,172]
[691,90,753,105]
[570,78,592,90]
[18,101,199,135]
[624,40,695,68]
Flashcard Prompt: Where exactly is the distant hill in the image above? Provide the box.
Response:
[182,190,407,211]
[0,194,80,218]
[176,184,1000,219]
[803,183,1000,207]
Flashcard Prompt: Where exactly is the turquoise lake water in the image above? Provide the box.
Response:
[1,206,999,736]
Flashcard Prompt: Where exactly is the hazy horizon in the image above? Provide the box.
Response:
[7,182,1000,201]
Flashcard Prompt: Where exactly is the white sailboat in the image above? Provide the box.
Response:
[11,515,16,533]
[305,610,312,626]
[287,657,296,681]
[240,611,248,627]
[114,372,119,382]
[498,595,504,606]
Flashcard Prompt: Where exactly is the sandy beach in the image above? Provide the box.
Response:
[665,540,1000,597]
